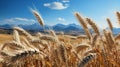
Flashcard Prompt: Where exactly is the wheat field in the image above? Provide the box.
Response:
[0,34,13,44]
[0,10,120,67]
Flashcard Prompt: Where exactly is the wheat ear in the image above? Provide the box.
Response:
[13,30,20,43]
[74,12,92,40]
[86,18,100,35]
[32,9,44,26]
[13,27,33,40]
[106,18,113,31]
[75,43,90,53]
[116,12,120,26]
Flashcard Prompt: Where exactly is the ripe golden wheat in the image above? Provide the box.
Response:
[0,10,120,67]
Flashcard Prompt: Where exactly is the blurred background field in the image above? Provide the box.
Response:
[0,34,12,44]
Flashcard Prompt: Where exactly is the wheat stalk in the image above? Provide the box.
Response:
[86,18,100,35]
[103,29,115,49]
[14,27,33,41]
[106,18,113,31]
[116,11,120,26]
[77,35,87,39]
[36,32,42,37]
[13,30,21,43]
[75,43,91,53]
[32,9,44,26]
[57,44,67,66]
[49,30,56,37]
[40,35,58,42]
[91,34,98,47]
[107,30,115,45]
[74,12,92,40]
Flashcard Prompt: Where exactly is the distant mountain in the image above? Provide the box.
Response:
[67,24,82,29]
[0,23,84,35]
[0,24,13,29]
[113,28,120,35]
[52,23,84,35]
[53,24,66,31]
[0,23,120,35]
[64,25,79,31]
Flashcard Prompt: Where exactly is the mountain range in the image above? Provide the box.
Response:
[0,23,120,35]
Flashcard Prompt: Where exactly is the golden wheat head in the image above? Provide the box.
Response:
[32,9,44,26]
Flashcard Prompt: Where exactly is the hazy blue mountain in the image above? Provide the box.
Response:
[0,24,13,29]
[67,23,82,29]
[53,24,67,31]
[112,28,120,35]
[1,23,120,35]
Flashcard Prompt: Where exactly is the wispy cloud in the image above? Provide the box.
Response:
[62,0,70,3]
[57,17,65,21]
[0,17,36,25]
[43,2,69,10]
[4,18,15,23]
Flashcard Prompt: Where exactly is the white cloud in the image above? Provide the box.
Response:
[4,18,15,23]
[43,2,69,10]
[1,17,36,24]
[14,17,36,22]
[57,17,65,21]
[44,3,50,7]
[14,18,29,21]
[62,0,70,3]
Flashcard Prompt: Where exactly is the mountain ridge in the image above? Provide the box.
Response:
[0,23,120,35]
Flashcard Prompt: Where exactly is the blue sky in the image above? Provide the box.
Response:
[0,0,120,28]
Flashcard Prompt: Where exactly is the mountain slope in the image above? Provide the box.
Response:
[0,23,120,35]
